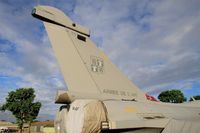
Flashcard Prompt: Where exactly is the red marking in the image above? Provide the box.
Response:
[145,94,157,102]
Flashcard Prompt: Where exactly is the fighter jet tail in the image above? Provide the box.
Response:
[32,6,146,102]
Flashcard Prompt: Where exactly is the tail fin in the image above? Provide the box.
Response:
[32,6,146,102]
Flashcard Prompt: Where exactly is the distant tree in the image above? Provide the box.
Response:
[0,88,41,133]
[189,95,200,101]
[158,89,187,103]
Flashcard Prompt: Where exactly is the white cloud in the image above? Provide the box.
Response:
[0,1,66,117]
[71,0,200,95]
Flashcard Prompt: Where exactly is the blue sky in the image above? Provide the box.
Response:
[0,0,200,120]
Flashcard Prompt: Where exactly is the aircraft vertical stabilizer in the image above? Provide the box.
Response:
[32,6,146,102]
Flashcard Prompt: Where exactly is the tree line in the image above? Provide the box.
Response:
[158,89,200,103]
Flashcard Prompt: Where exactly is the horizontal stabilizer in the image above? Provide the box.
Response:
[55,90,72,104]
